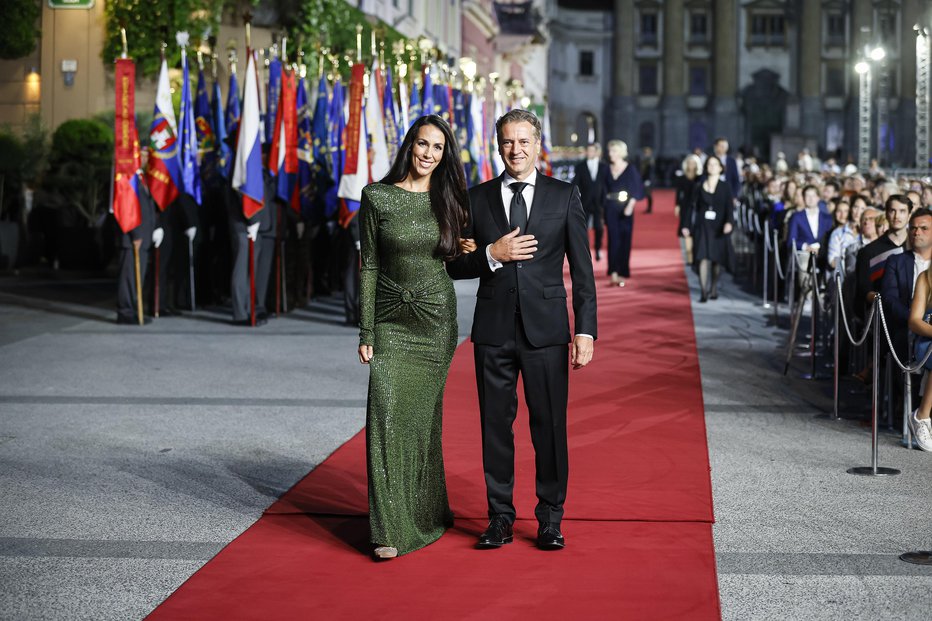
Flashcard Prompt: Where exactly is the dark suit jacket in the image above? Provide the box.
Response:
[786,210,834,251]
[879,250,916,357]
[722,155,740,198]
[571,160,608,213]
[447,174,598,348]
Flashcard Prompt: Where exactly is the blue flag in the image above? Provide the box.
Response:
[383,67,401,160]
[265,56,282,146]
[212,76,229,181]
[298,75,332,223]
[194,64,216,183]
[325,79,345,219]
[408,77,421,128]
[179,48,202,205]
[422,68,434,118]
[221,72,240,179]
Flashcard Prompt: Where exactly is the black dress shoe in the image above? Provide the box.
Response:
[477,516,513,548]
[232,317,268,327]
[537,523,565,550]
[159,307,183,317]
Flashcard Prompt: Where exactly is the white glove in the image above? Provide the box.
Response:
[296,222,305,240]
[246,222,260,242]
[152,227,164,248]
[184,226,197,242]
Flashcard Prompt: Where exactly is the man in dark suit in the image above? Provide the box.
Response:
[879,206,932,361]
[712,137,741,200]
[116,166,159,324]
[572,143,608,259]
[448,109,598,551]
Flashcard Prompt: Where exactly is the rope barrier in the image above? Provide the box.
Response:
[835,274,876,346]
[876,300,932,373]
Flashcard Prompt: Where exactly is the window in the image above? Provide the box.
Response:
[825,66,845,96]
[689,65,708,96]
[690,11,709,44]
[749,13,785,47]
[639,63,658,95]
[878,12,896,41]
[579,51,594,77]
[826,13,845,47]
[639,12,658,46]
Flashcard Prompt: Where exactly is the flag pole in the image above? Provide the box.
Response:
[133,240,144,325]
[245,13,256,327]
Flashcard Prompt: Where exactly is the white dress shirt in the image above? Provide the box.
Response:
[587,158,599,181]
[914,255,930,297]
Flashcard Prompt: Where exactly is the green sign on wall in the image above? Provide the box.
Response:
[48,0,95,9]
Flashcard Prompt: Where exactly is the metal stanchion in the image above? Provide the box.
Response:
[903,371,914,449]
[884,353,894,429]
[772,229,780,321]
[802,260,819,378]
[848,297,901,477]
[762,219,770,309]
[787,239,797,312]
[832,273,840,420]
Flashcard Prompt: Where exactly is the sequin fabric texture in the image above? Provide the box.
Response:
[358,183,458,555]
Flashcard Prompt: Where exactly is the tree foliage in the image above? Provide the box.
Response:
[103,0,227,77]
[0,0,41,60]
[43,120,114,227]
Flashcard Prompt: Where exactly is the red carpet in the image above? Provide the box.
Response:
[148,190,721,620]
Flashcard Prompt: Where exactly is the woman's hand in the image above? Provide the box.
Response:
[623,200,635,217]
[358,345,373,364]
[723,223,733,235]
[681,227,691,238]
[459,237,477,254]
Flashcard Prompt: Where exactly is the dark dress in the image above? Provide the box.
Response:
[690,179,735,268]
[602,164,645,277]
[675,174,699,237]
[358,183,457,555]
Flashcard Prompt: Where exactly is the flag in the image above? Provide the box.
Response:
[465,92,484,187]
[265,55,282,144]
[407,76,421,128]
[491,99,505,176]
[144,58,182,211]
[112,58,143,233]
[194,61,216,182]
[382,66,400,163]
[398,76,410,131]
[325,78,345,219]
[232,48,264,219]
[211,73,230,181]
[221,71,240,178]
[539,104,553,176]
[422,67,434,117]
[269,66,299,209]
[366,59,390,182]
[296,75,314,219]
[337,63,368,226]
[178,44,201,205]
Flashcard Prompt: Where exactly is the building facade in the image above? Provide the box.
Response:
[549,0,932,168]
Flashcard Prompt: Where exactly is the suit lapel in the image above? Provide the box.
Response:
[488,176,510,236]
[526,174,549,235]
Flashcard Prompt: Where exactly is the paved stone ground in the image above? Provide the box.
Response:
[1,262,930,620]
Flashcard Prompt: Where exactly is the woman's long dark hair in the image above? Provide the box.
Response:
[380,115,469,261]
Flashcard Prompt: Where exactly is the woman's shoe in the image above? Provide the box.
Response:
[710,291,718,300]
[609,272,620,286]
[373,546,398,560]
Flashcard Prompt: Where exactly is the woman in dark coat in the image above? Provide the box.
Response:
[602,139,645,286]
[685,155,734,302]
[675,154,702,264]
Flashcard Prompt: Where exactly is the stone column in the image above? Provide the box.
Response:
[712,0,739,143]
[799,0,822,140]
[661,0,687,156]
[607,0,636,143]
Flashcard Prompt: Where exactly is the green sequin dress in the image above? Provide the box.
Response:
[358,183,458,555]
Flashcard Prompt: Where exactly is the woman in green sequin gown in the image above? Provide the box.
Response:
[357,116,471,558]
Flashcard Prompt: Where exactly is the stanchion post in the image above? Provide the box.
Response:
[848,297,901,476]
[788,239,797,311]
[903,371,913,449]
[762,219,770,308]
[832,274,840,419]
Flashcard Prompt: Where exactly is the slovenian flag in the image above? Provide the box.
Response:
[232,48,264,219]
[144,57,182,211]
[178,38,201,205]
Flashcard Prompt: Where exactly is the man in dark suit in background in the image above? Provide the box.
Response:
[116,154,159,325]
[572,142,608,260]
[713,137,741,200]
[448,109,598,551]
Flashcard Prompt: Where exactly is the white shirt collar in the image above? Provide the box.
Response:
[503,168,538,189]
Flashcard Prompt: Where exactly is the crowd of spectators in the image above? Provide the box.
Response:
[681,149,932,451]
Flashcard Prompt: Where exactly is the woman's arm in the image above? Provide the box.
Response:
[908,276,932,338]
[358,189,378,361]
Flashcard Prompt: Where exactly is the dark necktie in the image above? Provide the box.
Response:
[509,182,528,233]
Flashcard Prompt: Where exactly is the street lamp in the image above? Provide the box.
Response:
[855,55,873,172]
